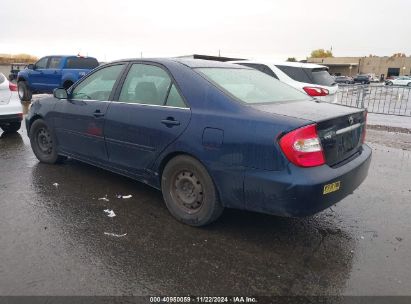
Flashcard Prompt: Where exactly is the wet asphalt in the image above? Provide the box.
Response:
[0,124,410,296]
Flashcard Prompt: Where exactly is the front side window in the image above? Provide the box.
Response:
[48,57,62,69]
[72,64,124,101]
[197,68,308,104]
[119,64,172,105]
[35,57,48,69]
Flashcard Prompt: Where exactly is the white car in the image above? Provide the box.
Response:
[386,76,411,86]
[230,60,338,102]
[0,73,23,133]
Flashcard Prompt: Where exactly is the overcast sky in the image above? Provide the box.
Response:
[1,0,410,62]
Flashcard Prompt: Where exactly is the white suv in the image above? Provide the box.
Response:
[0,73,23,133]
[231,60,338,102]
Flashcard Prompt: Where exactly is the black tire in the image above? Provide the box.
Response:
[63,81,74,90]
[17,81,32,102]
[1,122,21,133]
[161,155,224,226]
[407,82,411,87]
[29,119,66,164]
[387,81,393,86]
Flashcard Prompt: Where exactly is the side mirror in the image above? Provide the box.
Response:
[27,64,35,70]
[53,88,68,100]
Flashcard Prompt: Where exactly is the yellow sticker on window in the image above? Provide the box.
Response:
[323,181,341,195]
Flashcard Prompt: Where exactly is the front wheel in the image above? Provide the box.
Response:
[1,122,21,133]
[17,81,32,102]
[161,155,224,226]
[407,82,411,87]
[29,119,66,164]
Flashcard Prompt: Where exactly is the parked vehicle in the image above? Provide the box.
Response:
[230,60,338,102]
[8,63,27,82]
[385,76,411,86]
[0,73,23,133]
[369,75,380,83]
[334,76,354,84]
[25,59,371,226]
[353,75,371,84]
[17,55,99,102]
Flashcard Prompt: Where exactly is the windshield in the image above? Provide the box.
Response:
[196,68,309,104]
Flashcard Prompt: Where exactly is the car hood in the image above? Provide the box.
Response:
[251,99,363,122]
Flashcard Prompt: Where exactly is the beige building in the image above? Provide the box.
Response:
[308,56,411,79]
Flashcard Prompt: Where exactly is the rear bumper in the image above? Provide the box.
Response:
[244,144,372,217]
[0,113,23,124]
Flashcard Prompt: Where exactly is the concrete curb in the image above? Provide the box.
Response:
[367,124,411,134]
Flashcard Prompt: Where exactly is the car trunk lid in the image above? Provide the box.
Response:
[252,100,366,166]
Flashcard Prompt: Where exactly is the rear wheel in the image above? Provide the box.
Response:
[29,119,66,164]
[407,82,411,87]
[387,81,393,86]
[161,155,223,226]
[1,122,21,133]
[17,81,32,102]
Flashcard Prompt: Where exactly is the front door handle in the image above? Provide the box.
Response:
[161,117,180,127]
[93,110,105,118]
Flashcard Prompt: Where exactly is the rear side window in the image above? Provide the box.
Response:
[65,57,99,69]
[119,64,172,105]
[166,84,186,108]
[0,74,5,84]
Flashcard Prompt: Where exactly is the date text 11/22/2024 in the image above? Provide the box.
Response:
[149,296,257,303]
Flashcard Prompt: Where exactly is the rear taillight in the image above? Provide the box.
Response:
[303,86,329,97]
[361,110,367,143]
[279,124,325,167]
[9,82,17,91]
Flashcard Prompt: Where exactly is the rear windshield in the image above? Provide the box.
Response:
[276,65,335,86]
[65,57,99,69]
[310,68,335,86]
[197,68,309,104]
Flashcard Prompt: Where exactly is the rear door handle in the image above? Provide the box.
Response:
[93,110,105,118]
[161,118,180,127]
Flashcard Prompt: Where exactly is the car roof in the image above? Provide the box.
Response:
[109,58,250,69]
[229,59,328,69]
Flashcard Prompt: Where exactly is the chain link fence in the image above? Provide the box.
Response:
[336,84,411,117]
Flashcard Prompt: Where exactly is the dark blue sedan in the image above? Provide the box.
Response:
[26,58,371,226]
